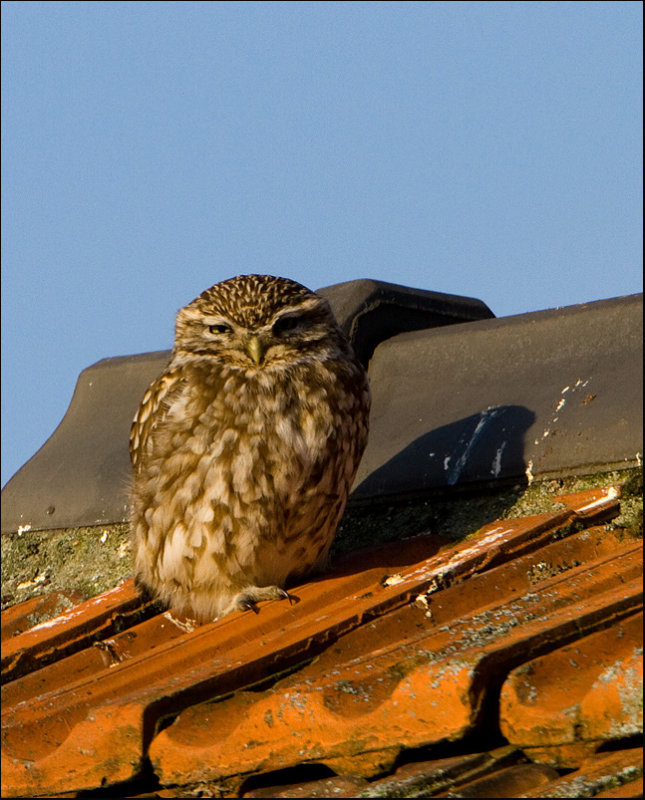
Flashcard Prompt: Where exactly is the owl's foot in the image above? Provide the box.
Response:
[232,585,294,615]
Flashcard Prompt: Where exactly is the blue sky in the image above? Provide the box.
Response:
[1,0,642,488]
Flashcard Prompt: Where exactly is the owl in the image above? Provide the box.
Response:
[129,274,370,621]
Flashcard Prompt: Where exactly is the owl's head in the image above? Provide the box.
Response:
[172,274,351,369]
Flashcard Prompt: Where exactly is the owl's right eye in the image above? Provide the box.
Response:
[272,315,303,336]
[208,323,232,335]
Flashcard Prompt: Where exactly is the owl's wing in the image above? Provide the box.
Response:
[129,368,186,474]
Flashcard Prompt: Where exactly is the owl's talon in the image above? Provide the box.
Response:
[279,589,296,605]
[233,584,293,615]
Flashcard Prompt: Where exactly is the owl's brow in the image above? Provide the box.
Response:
[214,297,325,329]
[200,314,235,326]
[271,296,324,320]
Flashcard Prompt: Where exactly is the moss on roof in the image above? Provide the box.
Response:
[2,467,641,613]
[1,522,131,610]
[333,466,642,555]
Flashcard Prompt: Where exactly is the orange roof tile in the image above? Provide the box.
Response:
[0,589,84,643]
[1,487,642,798]
[521,748,644,798]
[500,612,643,766]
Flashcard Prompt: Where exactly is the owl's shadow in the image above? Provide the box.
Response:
[353,405,535,499]
[316,405,536,582]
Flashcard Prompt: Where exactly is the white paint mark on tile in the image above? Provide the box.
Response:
[163,611,198,633]
[446,406,503,486]
[576,486,619,513]
[491,441,507,477]
[28,583,129,631]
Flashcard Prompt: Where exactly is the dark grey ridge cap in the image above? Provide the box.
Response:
[353,292,643,500]
[317,278,495,365]
[317,278,495,327]
[1,350,172,533]
[2,290,640,534]
[85,349,172,370]
[377,292,643,347]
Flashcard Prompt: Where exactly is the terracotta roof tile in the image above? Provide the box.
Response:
[520,748,644,798]
[0,589,84,643]
[241,773,369,798]
[1,488,642,798]
[148,539,640,788]
[1,578,157,683]
[346,747,537,798]
[431,762,561,797]
[594,774,644,798]
[500,612,643,766]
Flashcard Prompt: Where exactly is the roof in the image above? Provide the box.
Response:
[1,280,643,798]
[1,483,642,797]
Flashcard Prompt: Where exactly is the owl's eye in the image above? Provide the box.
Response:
[208,323,232,335]
[272,315,302,336]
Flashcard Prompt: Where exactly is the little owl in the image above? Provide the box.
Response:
[129,274,370,620]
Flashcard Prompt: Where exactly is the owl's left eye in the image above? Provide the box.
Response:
[208,323,232,335]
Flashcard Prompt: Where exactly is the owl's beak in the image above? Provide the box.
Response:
[246,335,265,365]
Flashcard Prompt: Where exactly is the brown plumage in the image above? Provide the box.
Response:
[129,274,370,620]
